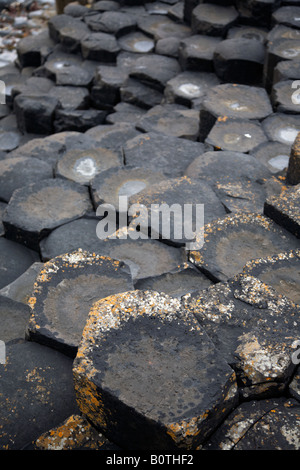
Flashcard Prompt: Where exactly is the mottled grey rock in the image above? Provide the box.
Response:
[14,94,60,135]
[0,295,31,342]
[191,4,238,36]
[0,238,39,289]
[178,35,222,71]
[264,184,300,238]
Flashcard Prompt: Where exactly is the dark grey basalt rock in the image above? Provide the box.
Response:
[0,340,79,450]
[16,29,55,68]
[129,54,181,92]
[55,147,122,186]
[272,79,300,114]
[226,24,268,43]
[106,102,147,124]
[0,201,6,236]
[164,71,220,107]
[122,131,206,177]
[191,3,239,37]
[188,212,300,282]
[85,122,140,150]
[73,289,238,450]
[53,108,108,133]
[262,113,300,146]
[272,5,300,29]
[26,249,134,357]
[14,94,60,135]
[0,237,39,290]
[263,38,300,90]
[137,13,191,40]
[2,178,93,251]
[84,10,136,37]
[242,249,300,305]
[0,261,43,306]
[0,295,31,342]
[49,86,90,111]
[0,156,53,202]
[182,273,300,399]
[118,31,155,54]
[213,38,265,84]
[91,65,128,110]
[155,36,181,57]
[178,34,222,72]
[120,78,164,110]
[205,118,268,153]
[250,141,291,175]
[264,184,300,239]
[81,32,120,62]
[273,58,300,84]
[236,0,281,28]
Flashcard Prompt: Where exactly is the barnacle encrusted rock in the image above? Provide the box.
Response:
[182,273,300,399]
[188,212,300,282]
[73,289,238,450]
[26,249,134,357]
[242,249,300,305]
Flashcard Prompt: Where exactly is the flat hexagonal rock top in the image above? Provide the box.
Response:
[202,398,300,450]
[262,113,300,146]
[137,14,191,41]
[164,71,220,107]
[55,147,122,186]
[128,176,226,246]
[0,340,78,450]
[122,132,206,177]
[182,274,300,399]
[128,54,181,92]
[264,184,300,238]
[2,178,93,251]
[27,249,134,357]
[188,212,300,283]
[202,83,273,120]
[73,290,238,450]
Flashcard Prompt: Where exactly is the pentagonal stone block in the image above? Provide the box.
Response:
[191,4,238,37]
[2,178,93,251]
[34,414,120,450]
[0,238,39,289]
[49,86,90,111]
[0,340,79,450]
[91,65,128,110]
[0,156,53,202]
[14,95,60,135]
[213,38,265,84]
[120,78,164,110]
[262,113,300,146]
[16,29,55,68]
[250,141,291,175]
[287,131,300,184]
[264,184,300,238]
[55,147,122,186]
[27,249,134,357]
[135,104,200,140]
[205,118,268,153]
[119,32,155,54]
[0,295,31,342]
[182,274,300,399]
[85,122,140,150]
[242,249,300,305]
[178,35,222,72]
[128,176,226,246]
[129,54,180,92]
[53,108,108,133]
[81,32,120,62]
[202,398,299,450]
[122,132,205,177]
[164,71,220,107]
[73,290,238,450]
[90,166,167,211]
[188,212,300,282]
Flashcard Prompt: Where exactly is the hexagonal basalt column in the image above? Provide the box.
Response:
[73,290,238,450]
[27,249,134,357]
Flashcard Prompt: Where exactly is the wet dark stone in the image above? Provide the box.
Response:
[0,156,53,203]
[191,4,238,37]
[205,118,268,153]
[14,94,60,135]
[188,212,300,283]
[0,237,39,289]
[0,295,31,342]
[2,178,93,251]
[242,249,300,305]
[0,340,79,450]
[81,32,120,62]
[178,34,222,72]
[27,249,134,357]
[122,131,206,177]
[73,290,238,450]
[213,38,265,84]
